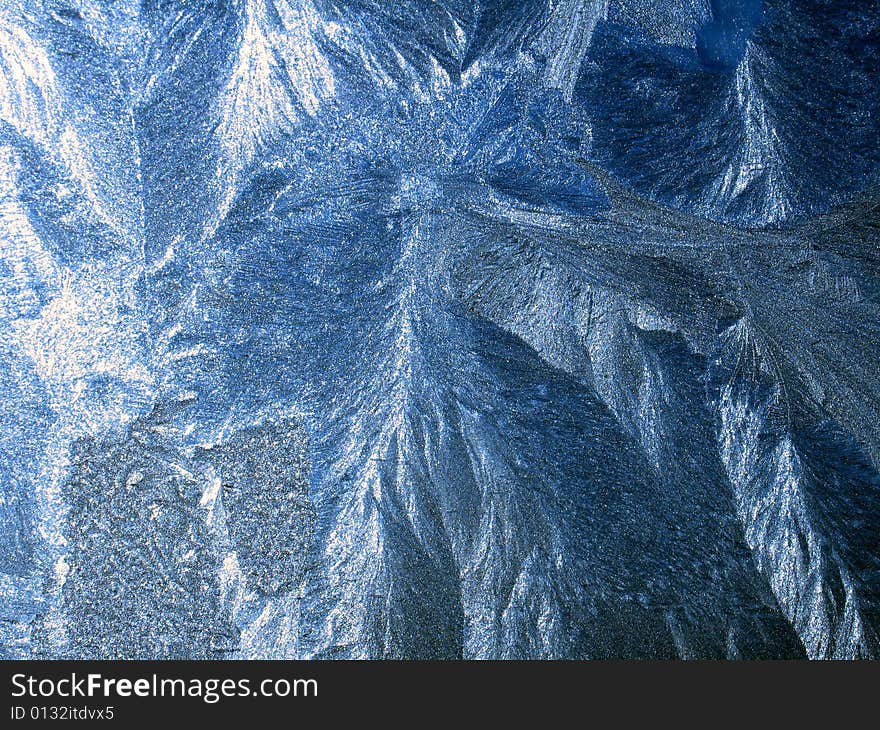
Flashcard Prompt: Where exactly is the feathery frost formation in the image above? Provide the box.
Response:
[1,0,879,658]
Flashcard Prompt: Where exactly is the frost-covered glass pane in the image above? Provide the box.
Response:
[1,0,879,659]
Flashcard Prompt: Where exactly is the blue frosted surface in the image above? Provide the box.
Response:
[1,0,879,659]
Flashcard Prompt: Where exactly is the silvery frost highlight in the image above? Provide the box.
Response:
[1,0,879,659]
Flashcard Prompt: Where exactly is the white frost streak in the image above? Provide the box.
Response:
[0,25,60,148]
[716,323,871,659]
[2,146,150,421]
[538,0,609,101]
[0,24,117,231]
[708,45,792,224]
[217,0,335,170]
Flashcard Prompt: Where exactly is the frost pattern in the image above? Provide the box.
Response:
[1,0,878,659]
